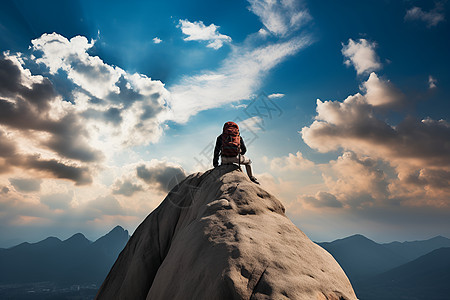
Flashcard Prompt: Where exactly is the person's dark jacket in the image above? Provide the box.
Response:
[213,134,247,167]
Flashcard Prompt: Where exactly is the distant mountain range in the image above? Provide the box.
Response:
[358,247,450,300]
[319,234,409,282]
[318,234,450,300]
[0,226,129,285]
[1,228,448,300]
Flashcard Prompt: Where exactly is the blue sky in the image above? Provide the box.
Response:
[0,0,449,247]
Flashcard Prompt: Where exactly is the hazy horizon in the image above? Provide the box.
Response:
[0,0,449,247]
[1,224,449,249]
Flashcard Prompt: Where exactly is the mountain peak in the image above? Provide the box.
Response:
[66,232,87,240]
[429,235,449,241]
[96,165,357,300]
[323,233,375,246]
[107,225,128,236]
[63,233,91,247]
[111,225,125,232]
[35,236,61,247]
[94,226,129,244]
[345,234,370,241]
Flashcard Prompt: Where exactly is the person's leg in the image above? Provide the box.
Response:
[240,155,259,184]
[245,164,253,178]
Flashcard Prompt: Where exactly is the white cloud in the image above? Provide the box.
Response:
[31,33,170,149]
[168,35,311,123]
[240,116,264,133]
[32,34,120,99]
[0,32,177,190]
[268,93,285,99]
[0,0,316,243]
[270,151,314,170]
[301,78,450,208]
[342,39,382,75]
[428,75,437,89]
[166,2,312,123]
[178,19,231,49]
[153,37,162,44]
[362,72,404,107]
[231,103,248,109]
[258,28,270,37]
[247,0,311,36]
[302,94,450,168]
[301,191,343,208]
[405,5,445,27]
[324,152,390,205]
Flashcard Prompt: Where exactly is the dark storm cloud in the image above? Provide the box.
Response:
[69,55,112,81]
[0,55,101,164]
[0,54,55,112]
[81,107,122,125]
[0,124,94,185]
[0,55,23,95]
[9,178,42,193]
[136,162,186,192]
[104,107,122,124]
[24,156,92,185]
[0,130,21,174]
[0,99,101,163]
[302,97,450,167]
[140,104,162,121]
[0,97,45,130]
[108,76,163,123]
[0,35,170,189]
[392,118,450,166]
[300,82,450,210]
[404,168,450,190]
[112,179,143,197]
[0,130,17,158]
[42,114,102,162]
[109,75,144,106]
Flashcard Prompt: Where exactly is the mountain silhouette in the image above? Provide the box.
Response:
[96,165,357,300]
[383,235,450,261]
[357,247,450,300]
[318,234,408,283]
[318,234,450,285]
[0,226,129,285]
[91,225,130,261]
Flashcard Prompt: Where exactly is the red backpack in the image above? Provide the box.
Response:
[221,122,240,157]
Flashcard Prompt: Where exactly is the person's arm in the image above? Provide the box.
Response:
[240,136,247,155]
[213,135,222,167]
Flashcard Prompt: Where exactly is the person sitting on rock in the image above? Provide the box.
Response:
[213,121,259,184]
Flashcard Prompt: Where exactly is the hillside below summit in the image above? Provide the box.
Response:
[96,164,357,300]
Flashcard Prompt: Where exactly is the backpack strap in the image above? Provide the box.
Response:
[238,139,241,171]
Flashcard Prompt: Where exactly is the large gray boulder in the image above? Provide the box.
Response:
[96,165,357,300]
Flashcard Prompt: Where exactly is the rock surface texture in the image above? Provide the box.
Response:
[96,165,357,300]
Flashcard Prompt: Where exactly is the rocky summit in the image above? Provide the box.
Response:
[96,164,357,300]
